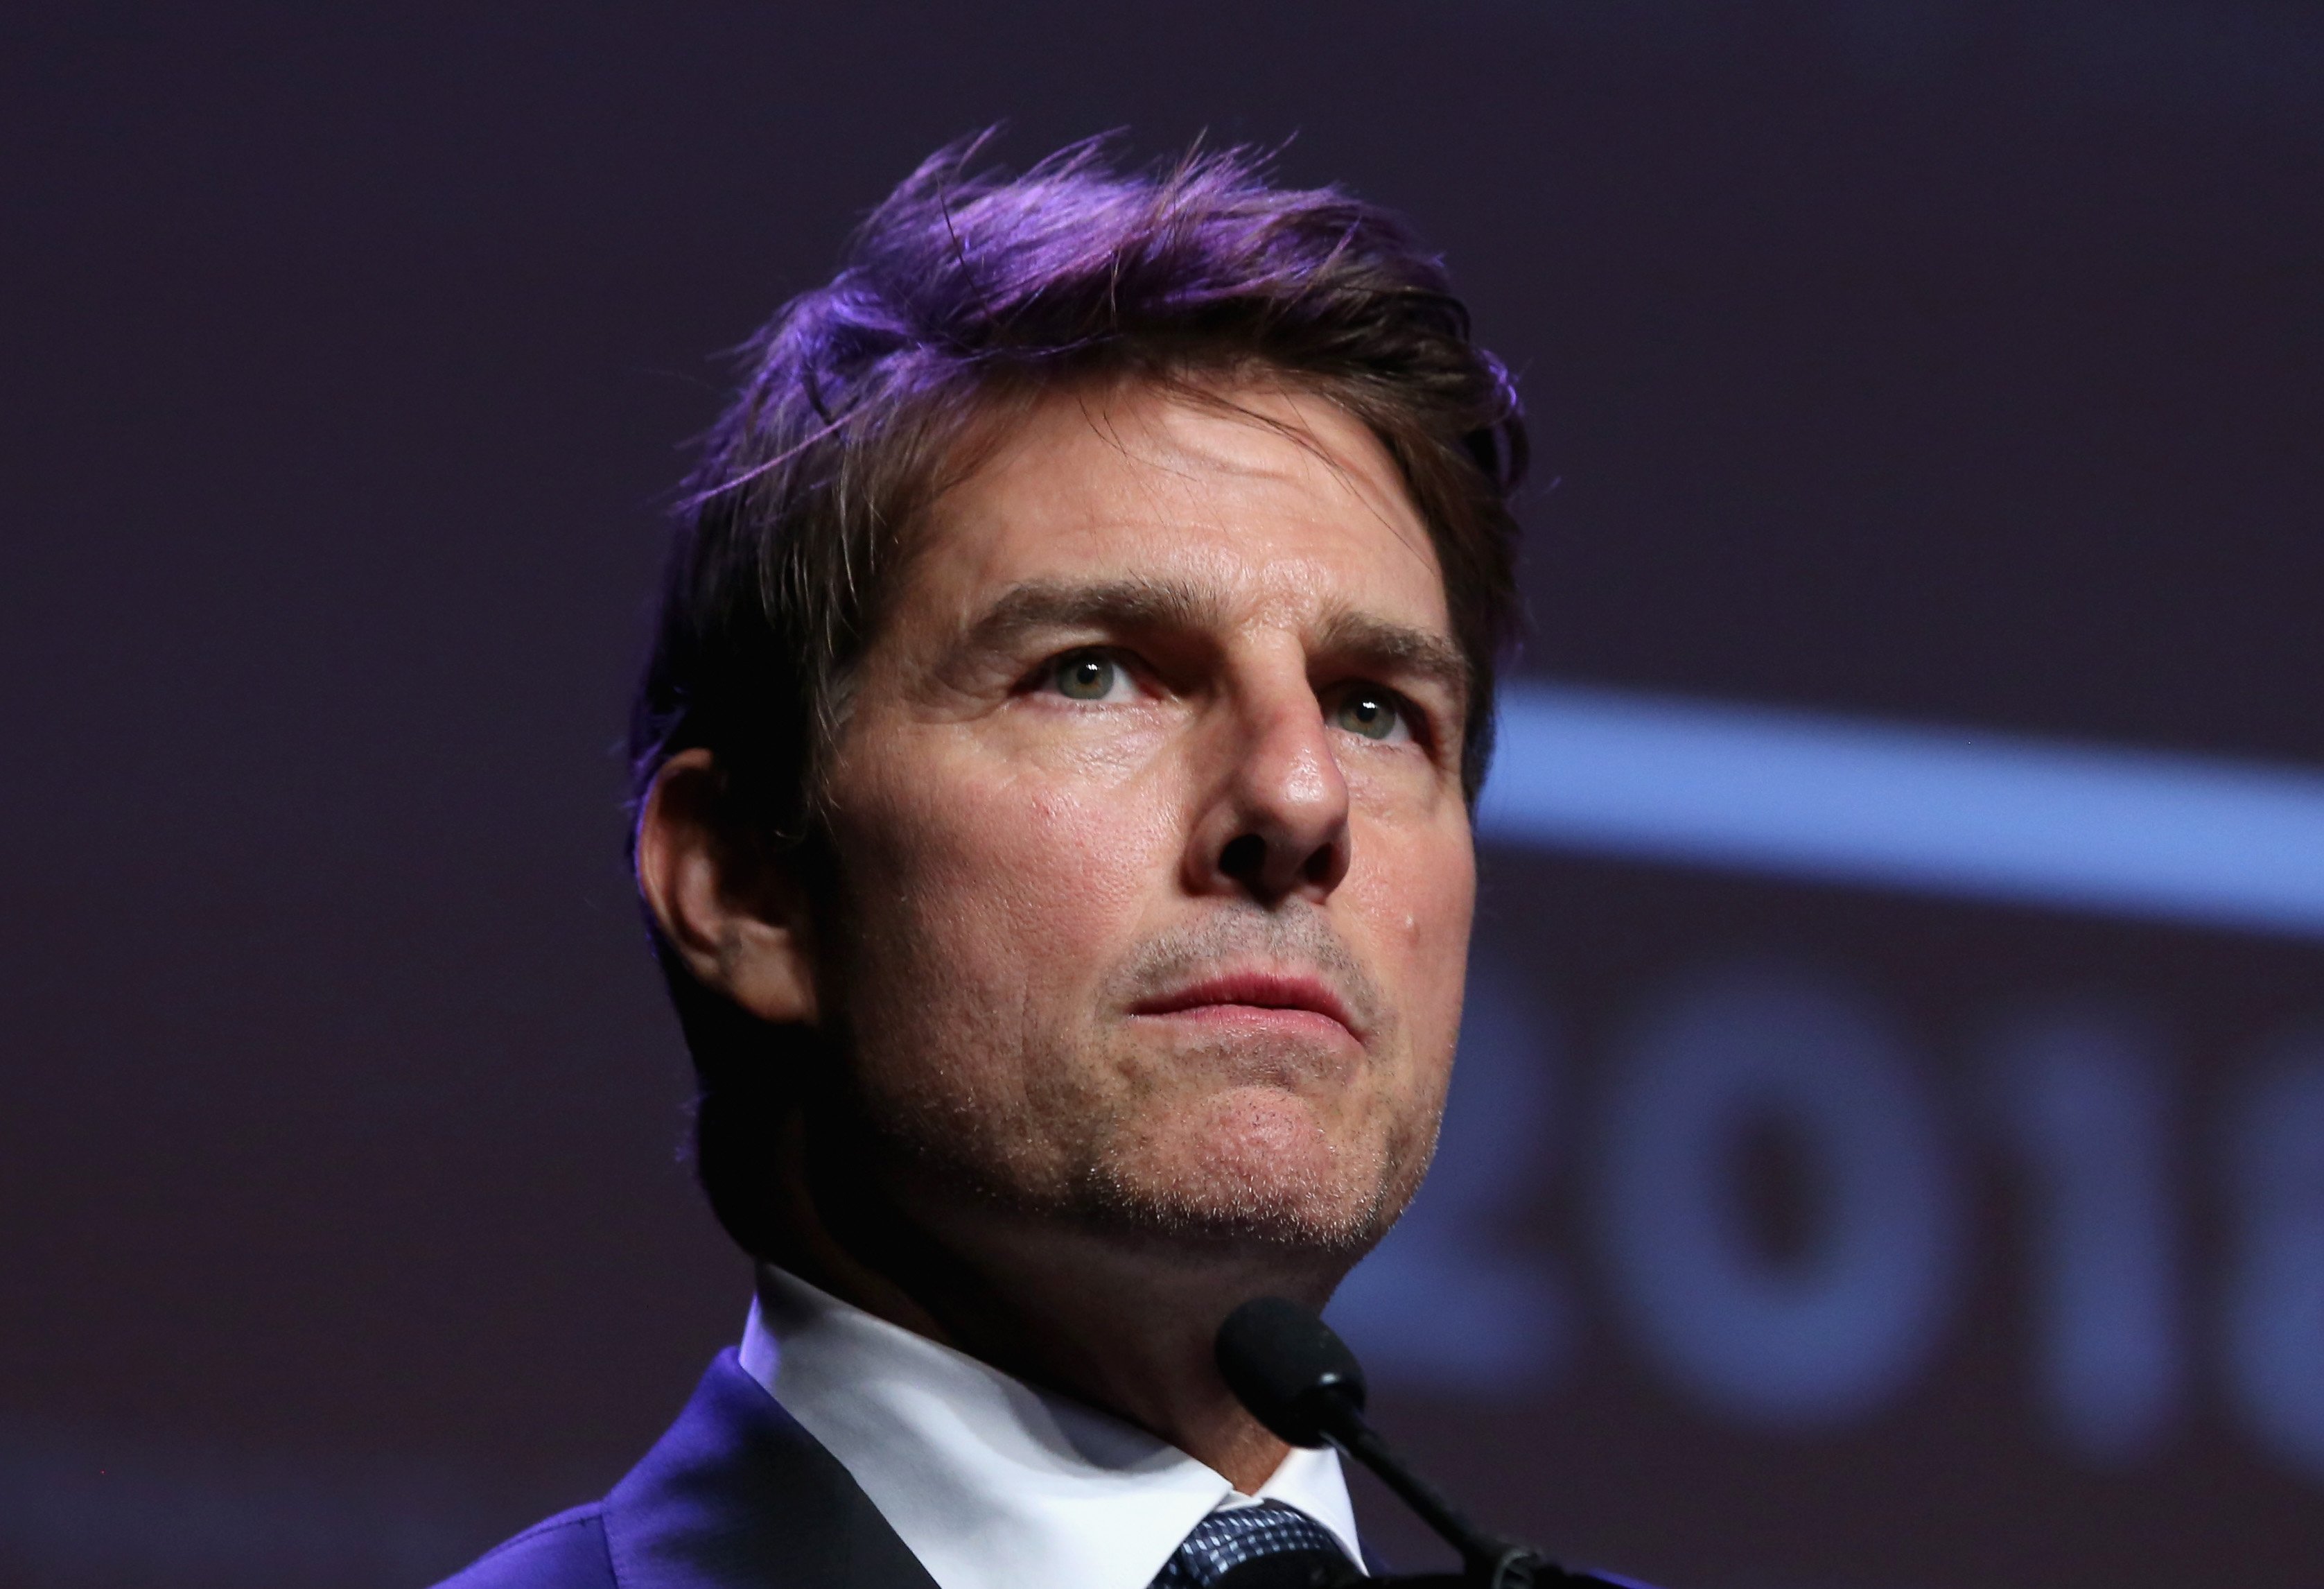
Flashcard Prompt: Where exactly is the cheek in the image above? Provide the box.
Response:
[831,733,1179,1047]
[1348,817,1475,1043]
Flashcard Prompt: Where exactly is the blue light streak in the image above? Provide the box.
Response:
[1479,682,2324,939]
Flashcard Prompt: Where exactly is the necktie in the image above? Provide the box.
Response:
[1149,1498,1360,1589]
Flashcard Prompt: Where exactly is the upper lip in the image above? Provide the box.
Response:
[1130,970,1363,1037]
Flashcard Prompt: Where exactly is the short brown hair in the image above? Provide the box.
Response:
[627,137,1527,1252]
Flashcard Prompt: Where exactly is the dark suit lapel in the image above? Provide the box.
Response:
[602,1351,941,1589]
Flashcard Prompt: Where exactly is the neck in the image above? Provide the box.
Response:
[753,1106,1347,1492]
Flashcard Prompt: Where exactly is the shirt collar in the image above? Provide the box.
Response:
[737,1265,1365,1589]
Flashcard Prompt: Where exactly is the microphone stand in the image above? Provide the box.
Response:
[1216,1298,1636,1589]
[1311,1391,1622,1589]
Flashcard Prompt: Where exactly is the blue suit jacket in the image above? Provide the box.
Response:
[437,1351,941,1589]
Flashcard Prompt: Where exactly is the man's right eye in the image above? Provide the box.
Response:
[1049,650,1121,701]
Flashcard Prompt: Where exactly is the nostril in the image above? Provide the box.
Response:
[1218,833,1267,883]
[1300,842,1340,885]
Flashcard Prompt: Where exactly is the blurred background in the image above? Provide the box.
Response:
[6,3,2323,1585]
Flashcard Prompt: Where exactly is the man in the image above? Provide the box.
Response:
[442,137,1525,1589]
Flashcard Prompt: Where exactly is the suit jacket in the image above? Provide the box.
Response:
[437,1351,941,1589]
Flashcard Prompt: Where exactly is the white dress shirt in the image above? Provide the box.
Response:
[737,1265,1365,1589]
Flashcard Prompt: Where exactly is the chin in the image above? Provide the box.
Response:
[1078,1085,1413,1254]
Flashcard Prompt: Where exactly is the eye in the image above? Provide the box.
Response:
[1333,686,1409,743]
[1048,650,1124,702]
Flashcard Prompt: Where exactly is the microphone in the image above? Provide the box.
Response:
[1216,1297,1636,1589]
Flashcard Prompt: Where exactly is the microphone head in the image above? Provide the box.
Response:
[1215,1296,1369,1448]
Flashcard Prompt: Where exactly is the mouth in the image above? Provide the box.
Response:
[1128,970,1364,1043]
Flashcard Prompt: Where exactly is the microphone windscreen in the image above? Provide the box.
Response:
[1215,1296,1368,1448]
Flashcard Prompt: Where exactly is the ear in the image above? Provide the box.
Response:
[635,747,820,1027]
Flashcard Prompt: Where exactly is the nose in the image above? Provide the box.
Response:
[1184,670,1352,906]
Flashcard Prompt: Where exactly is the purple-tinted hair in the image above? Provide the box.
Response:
[627,137,1528,1256]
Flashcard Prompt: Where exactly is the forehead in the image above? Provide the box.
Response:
[900,379,1451,634]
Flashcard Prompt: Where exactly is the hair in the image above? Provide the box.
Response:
[626,135,1528,1257]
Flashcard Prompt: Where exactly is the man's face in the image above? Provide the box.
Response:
[817,379,1476,1258]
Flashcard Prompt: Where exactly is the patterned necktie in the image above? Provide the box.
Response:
[1149,1498,1360,1589]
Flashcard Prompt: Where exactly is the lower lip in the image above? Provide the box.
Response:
[1133,1004,1356,1043]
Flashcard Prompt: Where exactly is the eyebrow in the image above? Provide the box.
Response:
[960,576,1227,650]
[1313,610,1471,706]
[952,575,1471,705]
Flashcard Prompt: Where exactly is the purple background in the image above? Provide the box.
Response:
[6,4,2323,1586]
